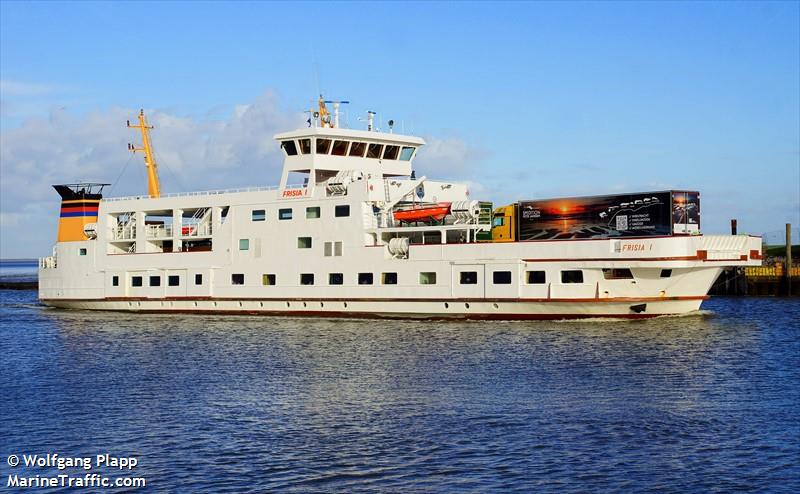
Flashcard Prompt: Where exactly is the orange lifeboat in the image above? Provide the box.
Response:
[393,202,451,224]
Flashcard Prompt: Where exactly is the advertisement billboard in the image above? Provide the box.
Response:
[517,191,698,240]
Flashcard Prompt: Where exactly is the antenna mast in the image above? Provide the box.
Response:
[127,110,162,198]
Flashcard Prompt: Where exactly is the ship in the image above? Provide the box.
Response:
[38,97,763,319]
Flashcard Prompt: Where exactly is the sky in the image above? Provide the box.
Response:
[1,1,798,258]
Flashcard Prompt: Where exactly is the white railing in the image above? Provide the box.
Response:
[39,256,57,269]
[145,224,172,238]
[103,184,305,202]
[112,225,136,240]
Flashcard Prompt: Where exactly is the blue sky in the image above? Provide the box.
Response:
[1,1,798,257]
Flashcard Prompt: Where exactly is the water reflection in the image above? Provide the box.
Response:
[1,292,797,492]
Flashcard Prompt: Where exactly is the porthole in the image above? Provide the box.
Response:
[213,301,217,307]
[194,301,198,307]
[493,303,499,309]
[128,302,132,307]
[303,302,307,308]
[320,302,324,308]
[286,302,291,308]
[343,302,348,308]
[259,302,264,307]
[465,303,470,309]
[238,301,243,307]
[444,302,449,309]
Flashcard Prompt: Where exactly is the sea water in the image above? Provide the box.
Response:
[1,265,798,492]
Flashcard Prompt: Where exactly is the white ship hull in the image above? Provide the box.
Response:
[41,296,706,320]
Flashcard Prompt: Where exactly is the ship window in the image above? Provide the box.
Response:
[493,271,513,284]
[300,273,314,285]
[281,140,298,156]
[526,271,546,284]
[349,142,367,157]
[150,276,161,287]
[231,274,245,285]
[316,138,332,154]
[195,274,203,285]
[460,271,478,285]
[306,206,320,219]
[239,239,250,250]
[335,205,350,217]
[660,269,672,278]
[299,138,312,155]
[79,248,87,256]
[278,208,293,220]
[561,270,584,284]
[399,146,415,161]
[367,143,384,159]
[603,268,634,280]
[334,241,342,256]
[358,273,373,285]
[131,276,143,287]
[329,273,344,285]
[112,276,119,287]
[383,145,400,160]
[331,140,349,156]
[168,275,180,286]
[262,274,276,286]
[298,237,312,249]
[382,272,398,285]
[493,217,505,227]
[420,272,437,285]
[252,209,266,222]
[324,242,332,257]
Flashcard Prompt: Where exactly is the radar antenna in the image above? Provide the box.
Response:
[318,96,349,128]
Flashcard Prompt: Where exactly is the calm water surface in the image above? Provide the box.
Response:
[1,284,798,492]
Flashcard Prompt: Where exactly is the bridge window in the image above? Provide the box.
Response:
[349,142,366,157]
[331,140,349,156]
[603,268,634,280]
[399,146,415,161]
[150,276,161,287]
[493,271,512,284]
[300,273,314,285]
[79,248,87,256]
[281,140,298,156]
[262,274,276,286]
[526,271,546,284]
[252,209,265,222]
[329,273,344,285]
[335,205,350,217]
[561,270,584,284]
[168,275,180,286]
[131,276,143,287]
[299,138,311,154]
[306,206,320,219]
[278,208,293,220]
[231,273,245,285]
[383,145,399,160]
[420,272,437,285]
[382,272,398,285]
[358,273,373,285]
[316,138,332,154]
[660,269,672,278]
[298,237,312,249]
[460,271,478,284]
[367,143,384,159]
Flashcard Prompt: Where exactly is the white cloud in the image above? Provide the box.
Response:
[0,90,483,258]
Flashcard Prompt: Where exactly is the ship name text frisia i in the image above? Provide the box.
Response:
[38,96,762,319]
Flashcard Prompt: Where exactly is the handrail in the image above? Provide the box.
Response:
[104,184,305,202]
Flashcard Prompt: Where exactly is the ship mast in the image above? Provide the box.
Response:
[127,110,161,198]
